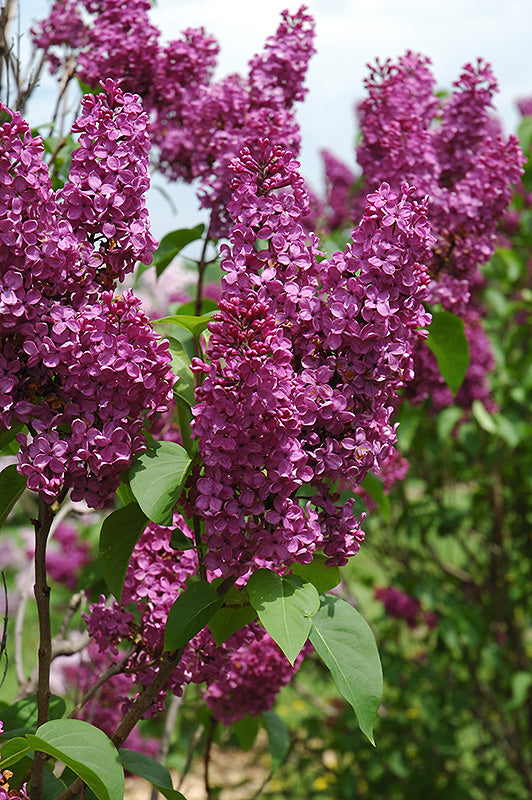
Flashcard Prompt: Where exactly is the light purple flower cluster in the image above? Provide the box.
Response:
[43,522,91,590]
[0,84,174,506]
[356,54,524,410]
[32,2,315,238]
[375,586,438,630]
[191,140,433,577]
[82,515,306,724]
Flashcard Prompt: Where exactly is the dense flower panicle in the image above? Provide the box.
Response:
[357,53,440,195]
[33,1,315,238]
[517,97,532,117]
[201,624,309,724]
[375,586,439,630]
[247,7,315,108]
[0,88,174,507]
[154,7,314,237]
[31,0,87,73]
[45,522,91,589]
[191,294,320,577]
[60,80,157,288]
[355,54,525,410]
[83,516,306,722]
[191,142,433,575]
[78,0,159,96]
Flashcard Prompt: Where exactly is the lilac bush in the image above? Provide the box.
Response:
[0,4,525,799]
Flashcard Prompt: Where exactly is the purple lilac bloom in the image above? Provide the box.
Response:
[356,54,524,411]
[0,85,175,507]
[83,515,306,722]
[32,2,316,239]
[375,586,438,630]
[191,140,433,577]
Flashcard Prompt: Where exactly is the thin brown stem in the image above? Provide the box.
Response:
[148,693,182,800]
[192,515,206,582]
[30,495,60,800]
[194,230,211,317]
[203,715,216,800]
[68,649,134,719]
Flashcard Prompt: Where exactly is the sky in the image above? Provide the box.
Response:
[20,0,532,238]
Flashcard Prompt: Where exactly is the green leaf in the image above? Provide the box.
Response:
[0,737,32,769]
[290,555,341,593]
[175,298,218,316]
[508,672,532,710]
[26,720,124,800]
[262,710,290,771]
[144,225,205,278]
[518,115,532,153]
[128,441,191,525]
[42,768,67,800]
[247,569,320,665]
[0,694,66,739]
[426,310,470,396]
[309,594,382,745]
[175,396,196,457]
[119,749,186,800]
[360,472,391,523]
[153,312,216,338]
[169,528,195,550]
[77,78,103,95]
[472,399,498,435]
[167,337,195,407]
[232,715,260,752]
[209,602,257,645]
[99,503,149,601]
[164,581,223,651]
[0,423,24,455]
[0,465,27,528]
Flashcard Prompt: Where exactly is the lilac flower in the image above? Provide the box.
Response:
[83,515,307,722]
[0,87,174,508]
[356,54,525,410]
[191,141,433,575]
[33,2,315,238]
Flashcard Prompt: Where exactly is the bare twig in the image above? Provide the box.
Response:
[14,565,33,688]
[30,494,62,800]
[149,693,183,800]
[68,648,134,719]
[203,715,216,800]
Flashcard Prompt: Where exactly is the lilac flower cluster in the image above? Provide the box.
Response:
[305,55,523,411]
[44,522,91,590]
[0,84,174,506]
[32,2,315,238]
[375,586,438,630]
[82,515,306,725]
[191,140,433,578]
[357,54,524,409]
